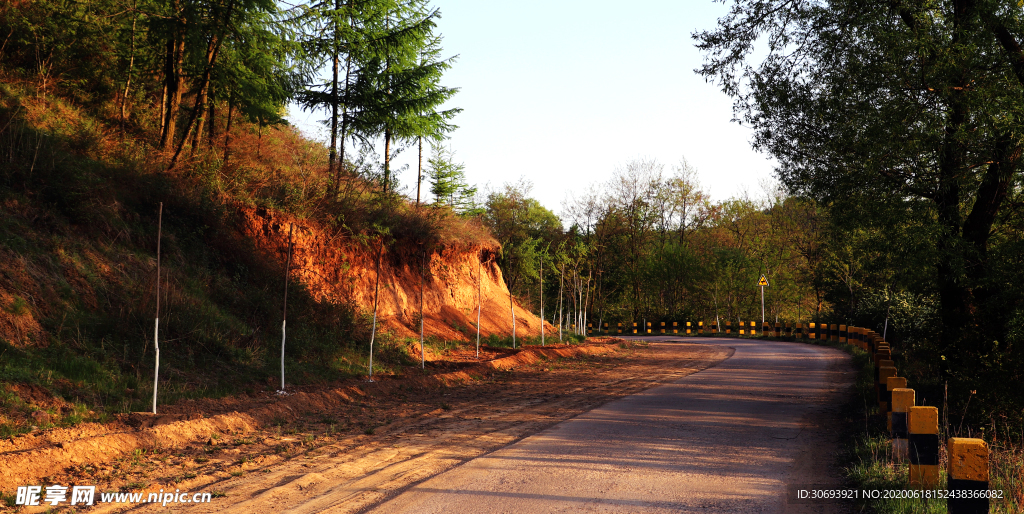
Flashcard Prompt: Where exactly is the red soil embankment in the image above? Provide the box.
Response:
[236,205,552,342]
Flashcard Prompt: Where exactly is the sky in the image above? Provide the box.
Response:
[286,0,776,215]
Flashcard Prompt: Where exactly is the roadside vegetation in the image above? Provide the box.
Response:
[0,0,485,436]
[2,0,1023,502]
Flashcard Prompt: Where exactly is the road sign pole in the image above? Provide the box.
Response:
[757,274,769,330]
[761,285,765,327]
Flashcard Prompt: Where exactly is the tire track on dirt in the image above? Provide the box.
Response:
[78,342,730,514]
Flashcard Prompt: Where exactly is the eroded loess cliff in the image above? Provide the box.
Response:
[237,206,550,342]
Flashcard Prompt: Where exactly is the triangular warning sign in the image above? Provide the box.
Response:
[758,274,769,287]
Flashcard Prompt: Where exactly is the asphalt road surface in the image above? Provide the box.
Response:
[368,337,855,514]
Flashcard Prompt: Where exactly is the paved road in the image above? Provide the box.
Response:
[367,337,854,514]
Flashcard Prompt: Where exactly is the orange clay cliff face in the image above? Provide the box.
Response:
[237,205,554,342]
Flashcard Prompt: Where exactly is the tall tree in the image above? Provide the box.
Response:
[695,0,1024,377]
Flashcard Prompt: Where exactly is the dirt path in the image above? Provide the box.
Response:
[2,340,730,513]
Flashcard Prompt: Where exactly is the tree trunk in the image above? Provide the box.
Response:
[207,91,215,148]
[161,14,185,152]
[223,93,234,162]
[170,0,233,168]
[509,287,516,348]
[328,0,340,193]
[120,9,138,130]
[187,32,221,158]
[558,263,563,341]
[383,129,392,194]
[416,136,423,206]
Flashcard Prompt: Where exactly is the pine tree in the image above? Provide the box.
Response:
[427,144,476,213]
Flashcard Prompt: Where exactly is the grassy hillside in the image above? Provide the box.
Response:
[0,76,491,438]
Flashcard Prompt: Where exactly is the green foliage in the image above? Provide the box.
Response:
[695,0,1024,423]
[296,0,460,193]
[427,144,477,214]
[483,180,562,299]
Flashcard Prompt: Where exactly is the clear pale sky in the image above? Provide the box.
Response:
[287,0,776,214]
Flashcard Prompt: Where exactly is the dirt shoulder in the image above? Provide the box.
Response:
[1,339,731,513]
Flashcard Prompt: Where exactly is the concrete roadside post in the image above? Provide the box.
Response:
[890,387,914,459]
[726,320,732,335]
[873,347,892,394]
[774,321,781,338]
[839,324,847,345]
[908,406,940,489]
[884,374,909,432]
[672,321,678,334]
[877,366,897,412]
[660,321,665,334]
[876,358,894,405]
[830,324,839,342]
[686,321,692,335]
[646,321,652,334]
[633,322,637,334]
[947,438,990,514]
[750,321,756,336]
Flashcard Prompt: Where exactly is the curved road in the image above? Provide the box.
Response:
[368,337,854,514]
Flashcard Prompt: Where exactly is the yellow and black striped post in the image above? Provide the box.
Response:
[686,321,692,335]
[632,322,637,334]
[948,438,989,514]
[726,320,732,335]
[886,376,907,424]
[739,321,746,336]
[839,324,847,344]
[659,321,665,334]
[890,387,914,459]
[603,322,608,334]
[749,321,756,336]
[672,321,678,334]
[877,366,897,412]
[875,358,894,404]
[587,323,592,336]
[908,406,939,489]
[646,321,652,334]
[808,322,817,339]
[617,322,622,335]
[873,347,892,389]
